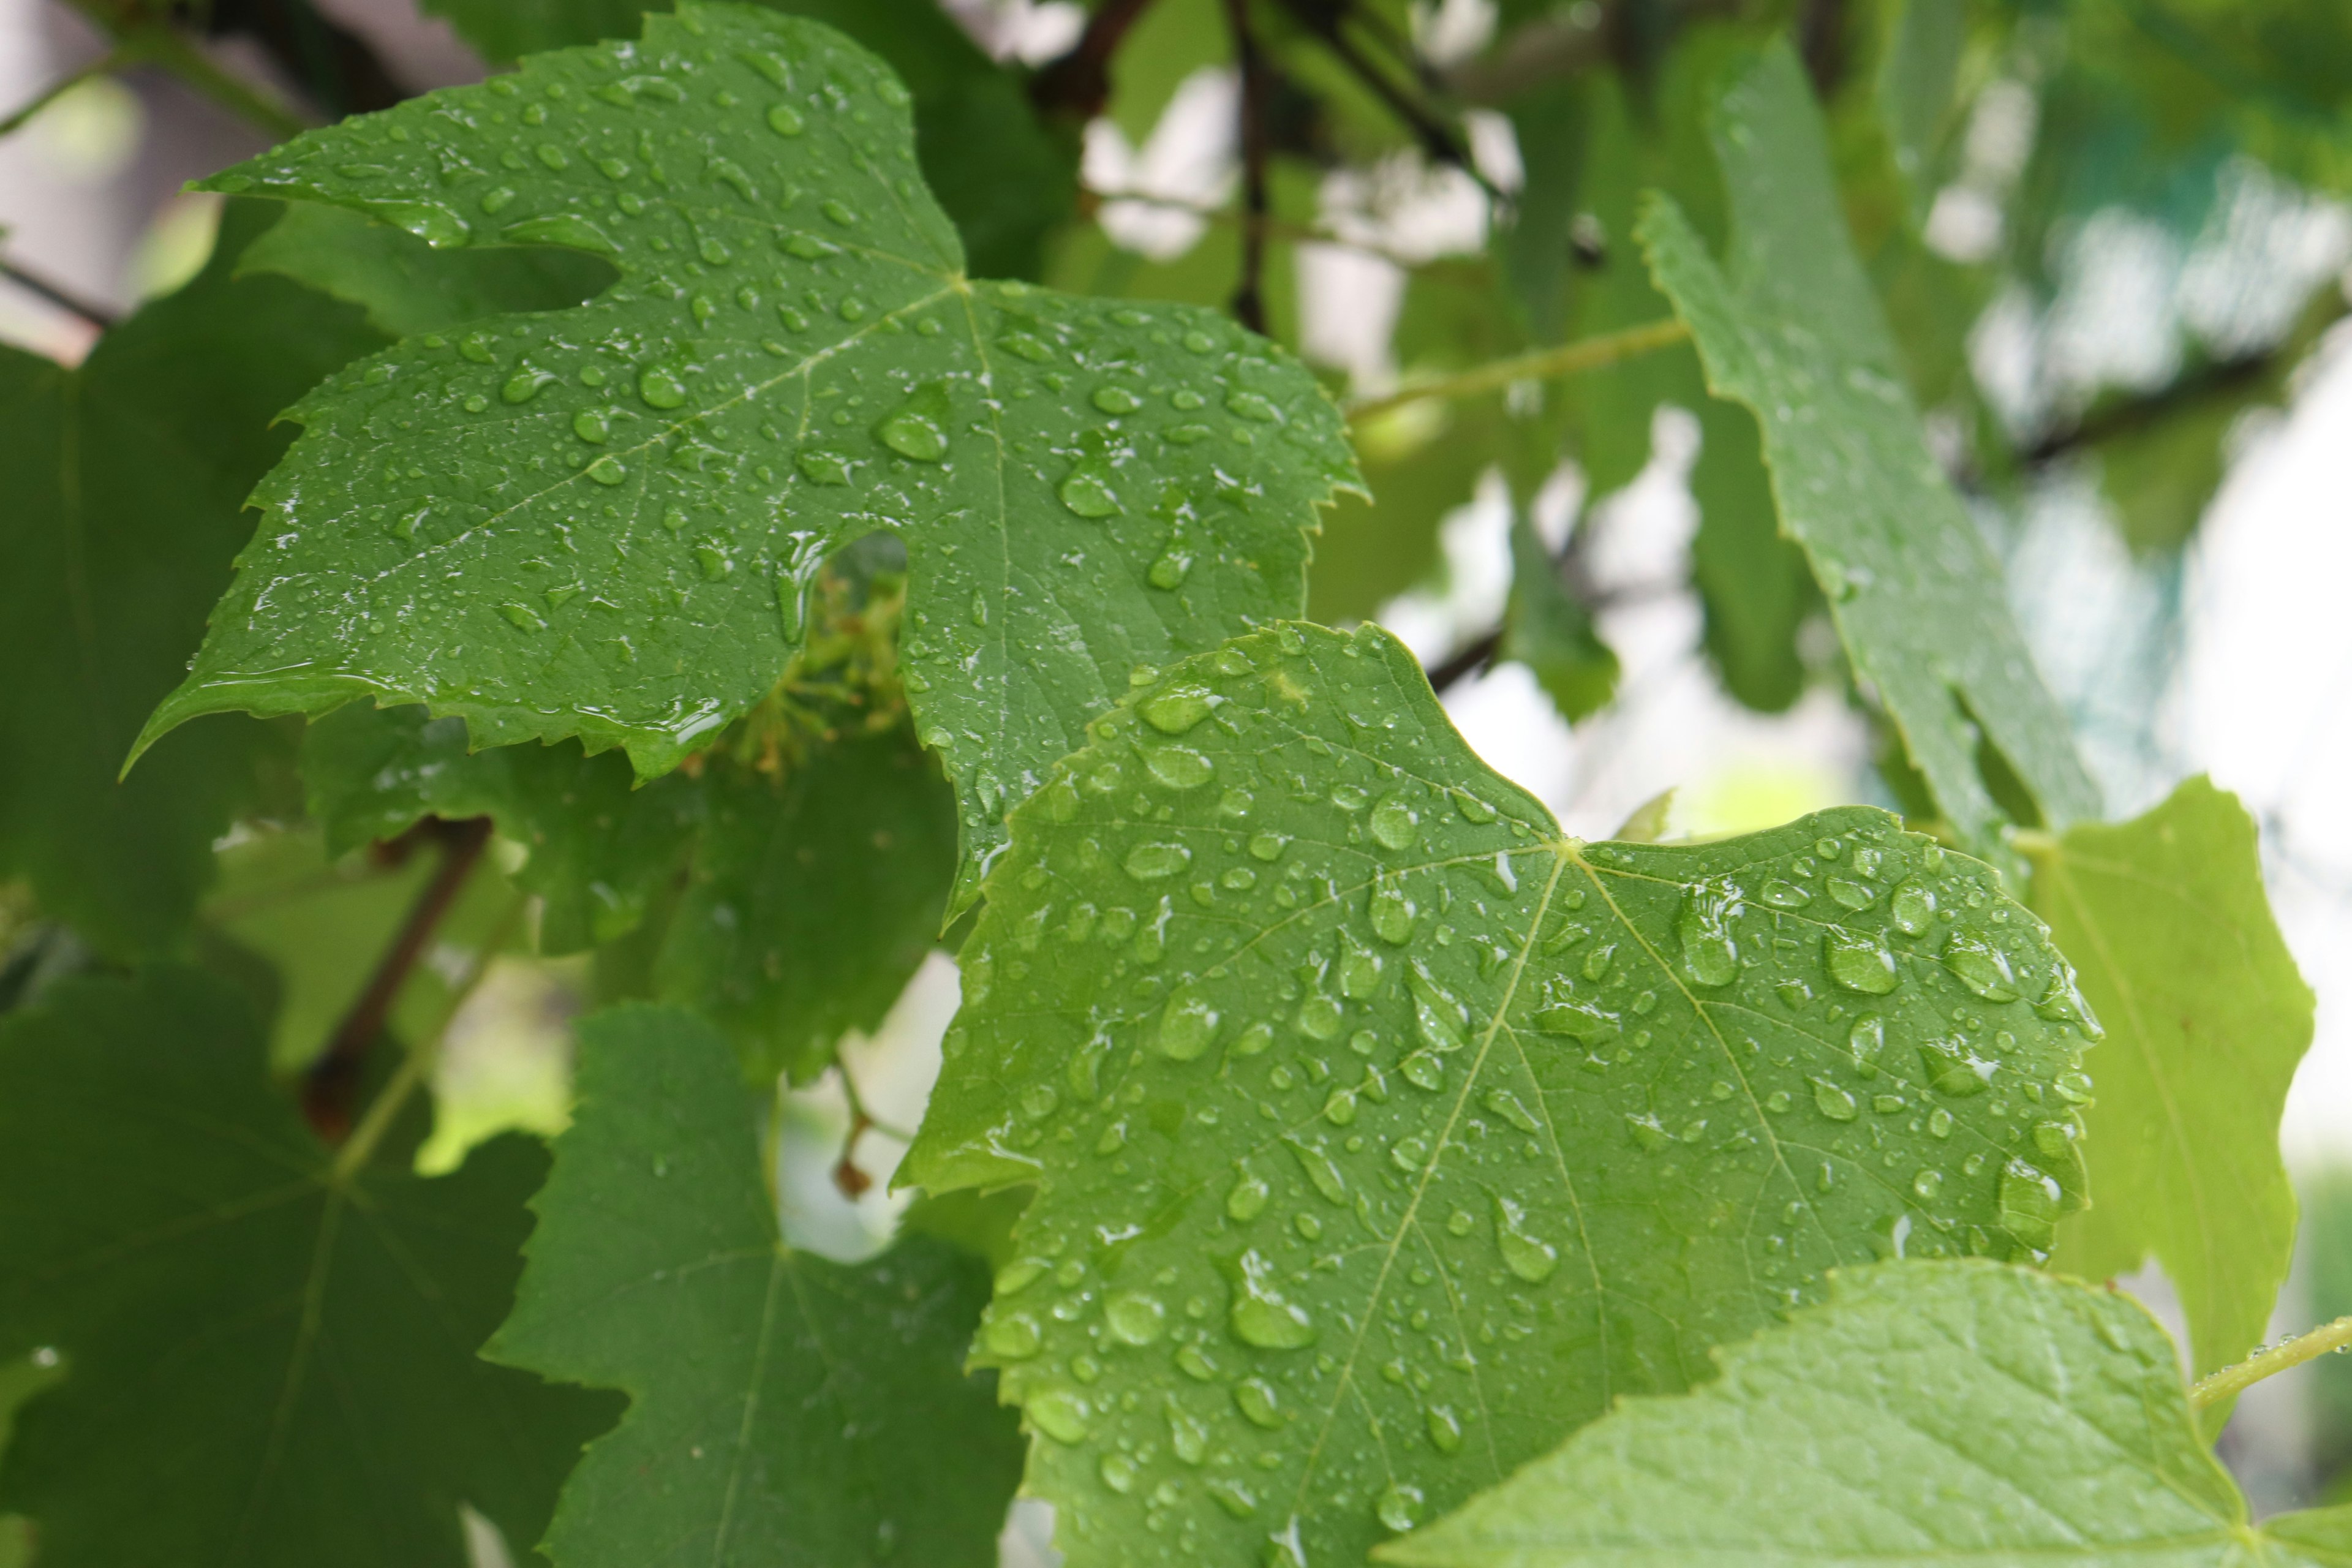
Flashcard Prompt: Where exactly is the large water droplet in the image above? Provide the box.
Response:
[1676,878,1741,987]
[1425,1405,1464,1453]
[1140,683,1213,734]
[1811,1077,1859,1121]
[1890,879,1936,935]
[1125,841,1191,881]
[1377,1484,1425,1532]
[1105,1292,1167,1346]
[1229,1250,1315,1349]
[1227,1168,1270,1221]
[1493,1196,1560,1282]
[368,199,469,248]
[1944,932,2019,1002]
[985,1311,1043,1359]
[584,454,627,486]
[1370,877,1416,945]
[500,213,618,255]
[1145,747,1213,791]
[1285,1138,1348,1204]
[639,364,688,409]
[875,380,952,461]
[2035,962,2103,1039]
[1099,1452,1136,1494]
[1027,1387,1091,1443]
[1060,467,1120,518]
[1997,1159,2062,1251]
[1158,987,1218,1060]
[1825,929,1898,993]
[1369,794,1419,852]
[1092,384,1143,414]
[767,102,805,135]
[1234,1377,1283,1428]
[1916,1036,1991,1096]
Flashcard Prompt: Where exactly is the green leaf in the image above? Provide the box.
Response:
[1638,42,2101,846]
[1500,511,1616,723]
[903,620,2097,1568]
[0,967,616,1567]
[2033,777,2314,1395]
[1379,1259,2352,1568]
[0,202,382,954]
[1877,0,1966,223]
[486,1002,1023,1566]
[654,722,954,1079]
[148,3,1355,914]
[302,703,701,954]
[420,0,1076,280]
[241,201,619,337]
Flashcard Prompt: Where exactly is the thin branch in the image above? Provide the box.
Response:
[0,45,144,138]
[1427,627,1502,695]
[2190,1314,2352,1409]
[2018,350,2280,468]
[1030,0,1161,121]
[64,4,312,140]
[1347,316,1690,422]
[0,253,116,328]
[1272,0,1489,190]
[302,815,493,1142]
[1223,0,1270,334]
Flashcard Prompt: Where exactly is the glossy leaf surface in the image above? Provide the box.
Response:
[0,967,614,1567]
[906,621,2097,1568]
[148,4,1356,912]
[488,1003,1022,1566]
[1639,43,2100,844]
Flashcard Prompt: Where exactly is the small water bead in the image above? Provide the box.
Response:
[1912,1169,1944,1202]
[1370,880,1416,945]
[1425,1406,1466,1454]
[1376,1484,1425,1533]
[1140,683,1213,734]
[1916,1036,1991,1096]
[766,102,805,134]
[1825,929,1898,994]
[1092,385,1144,414]
[1493,1196,1560,1283]
[1234,1378,1283,1428]
[1227,1170,1270,1221]
[1172,388,1206,410]
[585,455,627,485]
[1059,469,1120,517]
[638,364,688,408]
[1248,833,1287,862]
[1027,1388,1091,1444]
[1928,1106,1954,1137]
[502,366,556,404]
[796,448,852,486]
[986,1311,1043,1359]
[1848,1015,1885,1076]
[1760,878,1811,908]
[875,381,951,461]
[1099,1452,1137,1494]
[1812,1079,1859,1121]
[1148,551,1192,590]
[1105,1293,1167,1346]
[1226,390,1279,422]
[821,198,858,226]
[572,409,609,443]
[1828,877,1877,910]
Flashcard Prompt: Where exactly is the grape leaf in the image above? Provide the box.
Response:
[420,0,1076,281]
[302,702,701,954]
[241,201,619,337]
[0,966,616,1567]
[1638,42,2101,845]
[486,1002,1022,1566]
[0,202,381,954]
[143,3,1354,915]
[1379,1259,2352,1568]
[654,722,954,1079]
[1500,511,1616,724]
[903,620,2098,1568]
[2032,778,2314,1396]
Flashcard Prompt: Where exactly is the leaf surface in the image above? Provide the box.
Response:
[0,967,615,1567]
[905,620,2098,1568]
[0,203,382,953]
[1381,1259,2352,1568]
[488,1003,1022,1566]
[149,2,1355,912]
[1638,42,2100,844]
[2034,777,2313,1390]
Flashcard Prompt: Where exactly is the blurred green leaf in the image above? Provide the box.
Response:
[1500,510,1616,721]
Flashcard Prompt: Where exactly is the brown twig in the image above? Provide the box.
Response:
[1272,0,1488,189]
[1427,627,1503,695]
[302,816,492,1141]
[1030,0,1161,121]
[0,253,116,328]
[1223,0,1271,334]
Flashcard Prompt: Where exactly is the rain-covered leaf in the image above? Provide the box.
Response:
[420,0,1076,280]
[146,3,1354,914]
[1500,511,1616,723]
[0,966,616,1567]
[241,201,619,337]
[0,202,381,954]
[487,1002,1022,1567]
[1379,1259,2352,1568]
[904,620,2098,1568]
[2032,777,2314,1393]
[1640,42,2101,846]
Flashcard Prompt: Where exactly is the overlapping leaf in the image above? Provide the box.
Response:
[905,620,2099,1568]
[0,967,616,1567]
[2034,778,2314,1393]
[1382,1260,2352,1568]
[1499,511,1616,723]
[0,203,381,954]
[143,3,1357,912]
[1639,42,2101,845]
[488,1003,1022,1566]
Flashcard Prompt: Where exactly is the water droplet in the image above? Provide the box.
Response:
[1425,1405,1464,1453]
[1828,877,1877,910]
[1027,1387,1091,1444]
[796,448,852,486]
[2035,963,2102,1039]
[1177,1344,1219,1381]
[1376,1484,1425,1533]
[500,213,618,254]
[1285,1138,1348,1204]
[1811,1078,1858,1121]
[875,380,952,461]
[1148,549,1192,590]
[1493,1196,1559,1282]
[1140,683,1213,734]
[1234,1377,1283,1428]
[1106,1292,1167,1346]
[1059,468,1120,518]
[571,409,609,443]
[986,1311,1043,1359]
[1890,879,1936,935]
[821,198,858,226]
[1093,384,1143,414]
[1917,1036,1991,1096]
[1226,390,1279,422]
[638,364,688,409]
[1912,1169,1943,1202]
[1676,878,1742,987]
[1144,747,1213,792]
[1825,929,1898,994]
[500,603,545,632]
[1370,878,1416,945]
[1760,878,1811,908]
[1997,1159,2062,1251]
[1943,932,2019,1002]
[1232,1250,1326,1354]
[1125,841,1191,881]
[766,102,805,135]
[369,200,469,248]
[502,366,555,404]
[584,454,627,486]
[1370,794,1419,852]
[1227,1169,1270,1221]
[1158,987,1218,1060]
[1099,1452,1137,1493]
[1848,1015,1885,1076]
[1208,1477,1259,1518]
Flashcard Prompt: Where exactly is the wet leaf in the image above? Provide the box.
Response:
[904,620,2094,1568]
[143,4,1355,914]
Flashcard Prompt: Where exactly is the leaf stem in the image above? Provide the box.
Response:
[1347,317,1692,422]
[61,5,312,141]
[2190,1315,2352,1409]
[303,816,493,1142]
[0,45,143,138]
